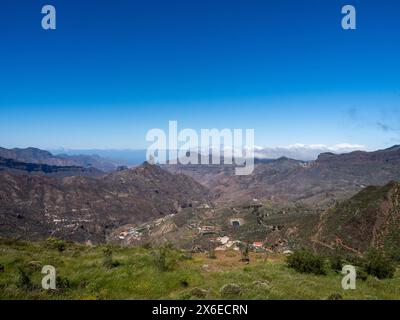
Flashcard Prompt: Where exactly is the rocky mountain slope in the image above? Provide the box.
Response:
[125,181,400,256]
[2,145,400,251]
[0,162,212,243]
[165,146,400,206]
[311,181,400,256]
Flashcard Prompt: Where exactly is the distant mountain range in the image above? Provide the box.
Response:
[253,143,367,161]
[165,145,400,205]
[0,147,120,172]
[0,144,372,172]
[49,145,362,164]
[0,156,103,178]
[50,148,147,166]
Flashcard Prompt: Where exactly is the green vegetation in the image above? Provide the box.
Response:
[363,249,396,279]
[46,237,66,253]
[329,253,345,273]
[151,243,181,271]
[239,243,250,262]
[102,247,120,269]
[287,249,328,275]
[16,267,34,290]
[288,248,397,280]
[321,182,400,255]
[1,238,400,300]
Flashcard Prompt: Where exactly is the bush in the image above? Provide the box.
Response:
[252,280,271,290]
[239,243,250,262]
[28,261,42,271]
[16,267,33,290]
[220,283,242,297]
[56,276,71,290]
[287,249,327,275]
[46,237,66,252]
[207,241,216,259]
[190,287,208,298]
[344,253,364,268]
[102,248,120,269]
[0,263,4,273]
[151,244,178,271]
[356,267,368,281]
[329,254,344,273]
[363,249,396,279]
[327,292,343,300]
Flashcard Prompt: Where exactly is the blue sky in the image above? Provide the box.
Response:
[0,0,400,150]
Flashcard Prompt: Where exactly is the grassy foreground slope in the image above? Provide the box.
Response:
[0,238,399,300]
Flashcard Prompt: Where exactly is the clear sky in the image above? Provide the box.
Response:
[0,0,400,150]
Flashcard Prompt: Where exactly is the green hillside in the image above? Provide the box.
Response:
[1,238,399,300]
[315,181,400,257]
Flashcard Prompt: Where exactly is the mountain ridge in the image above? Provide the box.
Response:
[164,145,400,205]
[0,156,104,177]
[0,147,119,172]
[0,162,212,243]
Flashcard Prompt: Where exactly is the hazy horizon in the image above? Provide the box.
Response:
[0,142,390,163]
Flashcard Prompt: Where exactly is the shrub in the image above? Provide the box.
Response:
[56,276,71,290]
[46,237,66,252]
[356,267,368,281]
[55,241,66,252]
[102,248,120,269]
[78,279,90,289]
[252,280,271,290]
[239,243,250,262]
[287,249,327,275]
[152,247,167,271]
[16,267,33,290]
[329,254,344,272]
[207,241,216,259]
[151,244,178,271]
[344,253,364,267]
[190,287,208,298]
[28,261,42,271]
[327,292,343,300]
[220,283,242,297]
[363,249,395,279]
[0,263,4,273]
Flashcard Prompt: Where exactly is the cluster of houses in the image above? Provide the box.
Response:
[208,235,291,254]
[118,227,143,241]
